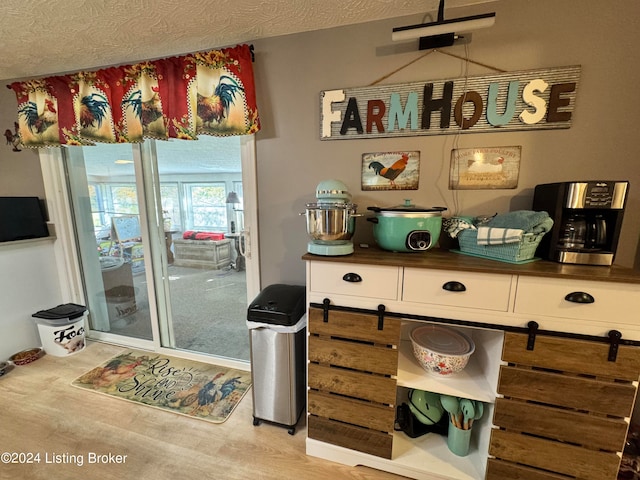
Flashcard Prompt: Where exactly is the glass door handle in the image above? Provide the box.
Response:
[239,230,249,258]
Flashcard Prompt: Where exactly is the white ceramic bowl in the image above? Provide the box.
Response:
[410,324,475,377]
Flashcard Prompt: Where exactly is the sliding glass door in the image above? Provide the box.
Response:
[62,136,258,362]
[65,143,155,344]
[153,138,251,360]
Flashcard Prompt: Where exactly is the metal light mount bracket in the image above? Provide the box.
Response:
[392,0,496,50]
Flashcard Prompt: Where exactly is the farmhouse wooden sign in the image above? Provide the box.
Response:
[320,65,580,140]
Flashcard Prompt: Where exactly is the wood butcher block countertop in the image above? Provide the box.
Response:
[303,246,640,284]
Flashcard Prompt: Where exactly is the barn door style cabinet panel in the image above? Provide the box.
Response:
[488,333,640,480]
[307,307,401,459]
[303,249,640,480]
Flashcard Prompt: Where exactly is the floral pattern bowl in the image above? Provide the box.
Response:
[410,324,475,377]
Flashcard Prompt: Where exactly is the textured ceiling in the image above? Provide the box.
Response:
[0,0,495,81]
[6,0,496,176]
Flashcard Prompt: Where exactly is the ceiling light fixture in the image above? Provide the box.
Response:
[114,159,134,165]
[392,0,496,50]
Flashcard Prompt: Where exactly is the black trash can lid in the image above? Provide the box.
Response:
[247,284,306,326]
[32,303,87,320]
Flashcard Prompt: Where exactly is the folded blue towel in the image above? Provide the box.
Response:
[486,210,553,234]
[530,216,554,234]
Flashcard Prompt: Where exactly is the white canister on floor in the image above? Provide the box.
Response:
[32,304,88,357]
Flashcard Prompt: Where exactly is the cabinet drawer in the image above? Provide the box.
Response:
[309,262,400,300]
[403,268,513,311]
[514,276,640,324]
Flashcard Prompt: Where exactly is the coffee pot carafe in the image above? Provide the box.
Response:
[558,215,587,250]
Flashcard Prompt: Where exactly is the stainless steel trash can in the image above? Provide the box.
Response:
[247,284,306,435]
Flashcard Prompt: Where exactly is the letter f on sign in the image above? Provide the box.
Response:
[321,90,346,138]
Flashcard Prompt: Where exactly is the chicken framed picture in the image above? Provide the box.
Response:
[449,146,521,190]
[362,151,419,191]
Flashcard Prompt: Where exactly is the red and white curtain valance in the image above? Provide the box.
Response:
[8,44,260,148]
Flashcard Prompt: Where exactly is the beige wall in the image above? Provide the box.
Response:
[1,0,638,290]
[252,0,640,285]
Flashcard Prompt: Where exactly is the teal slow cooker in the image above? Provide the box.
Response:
[367,201,446,252]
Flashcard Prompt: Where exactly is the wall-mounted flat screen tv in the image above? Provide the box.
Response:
[0,197,49,242]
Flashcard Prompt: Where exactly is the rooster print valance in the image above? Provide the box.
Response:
[7,44,260,148]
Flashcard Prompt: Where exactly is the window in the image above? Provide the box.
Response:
[109,185,139,215]
[185,183,228,231]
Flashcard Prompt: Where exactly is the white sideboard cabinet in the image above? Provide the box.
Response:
[304,248,640,480]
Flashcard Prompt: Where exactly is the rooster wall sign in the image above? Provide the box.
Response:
[4,122,21,152]
[362,151,419,191]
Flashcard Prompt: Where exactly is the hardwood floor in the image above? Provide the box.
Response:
[0,342,403,480]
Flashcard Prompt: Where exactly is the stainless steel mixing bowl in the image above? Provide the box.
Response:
[303,202,360,243]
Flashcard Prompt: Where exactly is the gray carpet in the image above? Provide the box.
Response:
[169,266,249,360]
[108,265,250,361]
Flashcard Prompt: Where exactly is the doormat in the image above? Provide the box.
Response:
[72,350,251,424]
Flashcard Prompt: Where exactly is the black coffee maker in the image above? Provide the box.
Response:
[532,181,629,266]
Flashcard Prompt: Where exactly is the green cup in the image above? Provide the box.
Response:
[447,420,472,457]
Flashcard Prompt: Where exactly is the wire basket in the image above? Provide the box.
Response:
[457,229,546,263]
